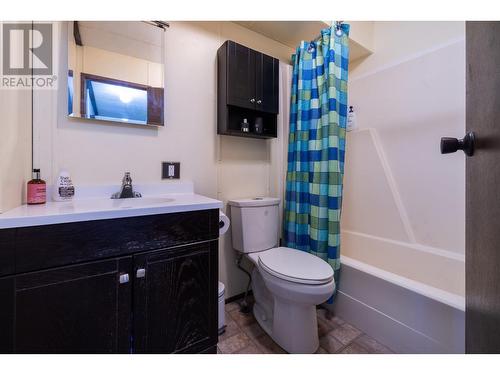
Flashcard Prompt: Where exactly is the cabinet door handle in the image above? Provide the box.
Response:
[119,273,130,284]
[257,99,262,104]
[250,98,256,103]
[136,268,146,278]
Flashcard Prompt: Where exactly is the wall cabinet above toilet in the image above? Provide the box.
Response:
[224,40,279,113]
[217,40,279,139]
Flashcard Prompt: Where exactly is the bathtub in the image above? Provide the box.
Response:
[326,230,465,354]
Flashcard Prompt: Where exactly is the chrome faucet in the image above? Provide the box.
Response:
[111,172,142,199]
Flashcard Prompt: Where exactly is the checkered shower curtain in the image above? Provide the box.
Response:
[284,23,350,299]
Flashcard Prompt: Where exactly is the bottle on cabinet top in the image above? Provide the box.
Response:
[27,169,46,205]
[241,118,250,133]
[254,117,263,134]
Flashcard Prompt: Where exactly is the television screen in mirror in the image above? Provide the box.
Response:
[67,21,165,126]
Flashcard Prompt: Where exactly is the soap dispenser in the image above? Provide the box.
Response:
[27,169,46,205]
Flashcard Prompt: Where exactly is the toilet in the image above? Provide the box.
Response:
[228,197,335,354]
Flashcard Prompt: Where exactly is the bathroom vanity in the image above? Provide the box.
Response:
[0,184,221,354]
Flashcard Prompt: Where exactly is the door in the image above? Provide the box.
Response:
[133,241,218,354]
[256,53,279,114]
[1,257,132,353]
[465,21,500,353]
[227,41,257,110]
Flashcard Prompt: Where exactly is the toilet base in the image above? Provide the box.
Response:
[253,302,273,336]
[271,298,319,353]
[251,268,320,354]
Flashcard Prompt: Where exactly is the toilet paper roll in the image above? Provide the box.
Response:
[219,210,230,235]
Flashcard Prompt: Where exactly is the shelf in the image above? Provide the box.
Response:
[219,129,276,140]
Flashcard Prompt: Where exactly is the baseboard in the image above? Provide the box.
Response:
[225,290,253,304]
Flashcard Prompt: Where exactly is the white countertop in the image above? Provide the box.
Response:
[0,181,222,229]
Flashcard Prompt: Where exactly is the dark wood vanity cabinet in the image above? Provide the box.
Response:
[134,241,218,353]
[0,209,219,354]
[218,40,279,139]
[0,257,133,353]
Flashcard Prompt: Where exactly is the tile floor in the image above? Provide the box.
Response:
[217,297,393,354]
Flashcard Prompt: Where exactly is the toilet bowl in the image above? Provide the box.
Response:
[228,198,335,354]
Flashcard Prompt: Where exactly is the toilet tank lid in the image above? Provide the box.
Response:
[228,197,280,207]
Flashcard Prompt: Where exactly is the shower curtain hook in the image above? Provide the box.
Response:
[335,21,344,36]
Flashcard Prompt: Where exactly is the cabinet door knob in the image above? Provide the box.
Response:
[257,99,262,104]
[119,273,130,284]
[250,98,256,103]
[136,268,146,278]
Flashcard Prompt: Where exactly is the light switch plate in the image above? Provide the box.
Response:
[162,162,180,179]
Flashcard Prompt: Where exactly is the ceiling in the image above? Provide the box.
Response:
[234,21,373,62]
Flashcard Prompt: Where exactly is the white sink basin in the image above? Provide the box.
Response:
[59,196,175,212]
[0,181,223,229]
[111,197,175,208]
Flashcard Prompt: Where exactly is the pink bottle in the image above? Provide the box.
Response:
[27,169,46,205]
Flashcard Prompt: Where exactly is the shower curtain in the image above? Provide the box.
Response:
[284,23,350,299]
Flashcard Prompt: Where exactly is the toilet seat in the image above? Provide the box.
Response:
[257,247,334,285]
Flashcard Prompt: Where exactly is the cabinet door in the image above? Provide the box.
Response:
[133,241,218,354]
[0,277,14,353]
[5,257,132,353]
[256,53,279,114]
[227,41,256,110]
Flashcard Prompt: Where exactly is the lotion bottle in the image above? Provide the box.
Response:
[53,169,75,202]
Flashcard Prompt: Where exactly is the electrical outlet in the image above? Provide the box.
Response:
[162,162,180,179]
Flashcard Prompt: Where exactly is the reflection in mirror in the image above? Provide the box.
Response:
[67,21,165,126]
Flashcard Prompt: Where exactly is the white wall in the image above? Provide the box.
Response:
[0,22,32,213]
[341,22,465,291]
[0,88,32,213]
[33,21,294,299]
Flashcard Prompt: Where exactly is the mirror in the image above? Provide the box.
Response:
[67,21,165,126]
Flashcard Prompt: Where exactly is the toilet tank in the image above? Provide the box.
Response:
[228,197,280,253]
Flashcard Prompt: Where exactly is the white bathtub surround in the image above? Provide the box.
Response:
[341,230,465,299]
[329,256,464,353]
[0,181,222,229]
[344,25,465,255]
[336,22,466,354]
